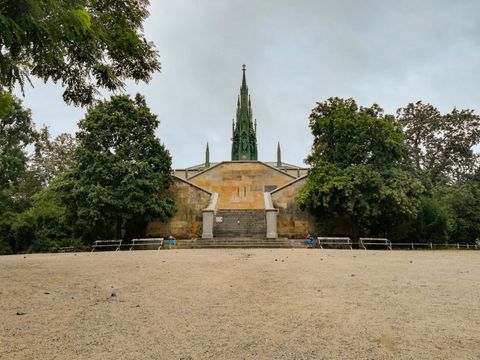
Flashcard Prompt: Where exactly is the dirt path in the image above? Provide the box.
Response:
[1,249,479,359]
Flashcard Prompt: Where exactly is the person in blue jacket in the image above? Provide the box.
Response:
[305,234,315,248]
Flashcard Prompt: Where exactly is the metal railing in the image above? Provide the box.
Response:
[390,242,479,250]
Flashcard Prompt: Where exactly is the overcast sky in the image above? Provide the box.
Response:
[17,0,480,168]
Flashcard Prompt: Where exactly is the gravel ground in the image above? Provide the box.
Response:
[0,249,479,360]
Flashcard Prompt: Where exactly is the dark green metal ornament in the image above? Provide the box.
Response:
[231,65,258,160]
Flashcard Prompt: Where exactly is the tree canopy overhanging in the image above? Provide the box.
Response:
[0,0,160,113]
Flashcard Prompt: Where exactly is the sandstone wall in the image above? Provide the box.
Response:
[283,168,309,178]
[189,161,295,209]
[271,177,316,238]
[146,177,211,239]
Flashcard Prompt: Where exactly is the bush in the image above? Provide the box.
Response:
[13,180,74,252]
[441,181,480,244]
[59,238,87,252]
[414,196,451,244]
[0,239,13,255]
[28,238,58,253]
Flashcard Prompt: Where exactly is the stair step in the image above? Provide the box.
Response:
[214,209,267,237]
[169,238,307,249]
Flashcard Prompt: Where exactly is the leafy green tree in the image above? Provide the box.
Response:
[396,101,480,184]
[13,176,73,253]
[438,180,480,244]
[0,97,37,188]
[0,0,160,114]
[0,91,13,117]
[31,126,77,186]
[0,97,38,253]
[59,94,175,242]
[300,98,424,241]
[410,196,451,244]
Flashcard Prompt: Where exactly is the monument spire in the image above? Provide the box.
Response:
[205,142,210,168]
[241,64,247,89]
[231,65,258,161]
[277,142,282,168]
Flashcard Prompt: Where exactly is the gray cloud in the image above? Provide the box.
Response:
[16,0,480,168]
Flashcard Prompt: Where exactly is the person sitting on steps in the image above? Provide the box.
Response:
[305,234,315,248]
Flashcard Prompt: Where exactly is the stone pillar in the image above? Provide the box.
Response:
[264,192,278,239]
[202,192,218,239]
[265,209,278,238]
[202,210,214,239]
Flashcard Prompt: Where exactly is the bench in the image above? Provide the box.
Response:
[129,238,164,251]
[317,237,353,249]
[91,239,122,252]
[360,237,392,250]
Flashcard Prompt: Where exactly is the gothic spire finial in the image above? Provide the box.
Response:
[241,64,248,91]
[231,65,258,161]
[277,142,282,168]
[205,142,210,168]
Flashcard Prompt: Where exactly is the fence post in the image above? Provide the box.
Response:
[430,242,432,249]
[457,243,460,249]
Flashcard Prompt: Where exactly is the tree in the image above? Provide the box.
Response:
[0,97,38,253]
[438,180,480,244]
[396,101,480,184]
[31,126,77,186]
[409,195,451,244]
[13,175,74,253]
[0,97,37,188]
[0,0,160,114]
[300,98,424,242]
[59,94,175,242]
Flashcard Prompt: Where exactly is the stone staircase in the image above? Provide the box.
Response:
[169,238,306,249]
[161,208,305,249]
[214,209,266,238]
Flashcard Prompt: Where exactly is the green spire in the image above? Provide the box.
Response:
[231,65,258,160]
[205,142,210,168]
[277,142,281,168]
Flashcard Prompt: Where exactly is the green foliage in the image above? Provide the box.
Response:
[0,97,37,188]
[0,207,15,254]
[0,97,38,253]
[0,91,13,117]
[26,238,85,253]
[13,177,72,252]
[410,196,451,244]
[307,99,404,168]
[301,98,424,240]
[59,94,175,241]
[396,101,480,184]
[31,126,77,186]
[0,0,160,111]
[438,180,480,244]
